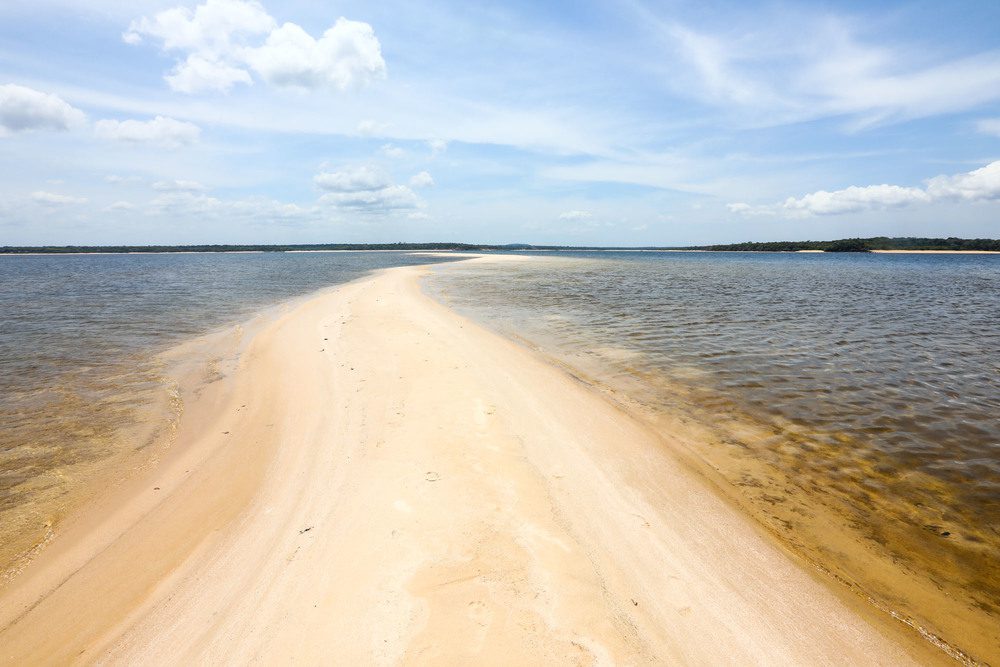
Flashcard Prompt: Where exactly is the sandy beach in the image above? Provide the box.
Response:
[0,257,945,665]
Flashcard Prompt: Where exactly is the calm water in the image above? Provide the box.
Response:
[428,251,1000,661]
[0,251,456,575]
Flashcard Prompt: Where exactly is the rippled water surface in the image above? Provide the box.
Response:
[0,251,456,575]
[428,251,1000,661]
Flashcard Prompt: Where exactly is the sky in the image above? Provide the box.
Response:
[1,0,999,246]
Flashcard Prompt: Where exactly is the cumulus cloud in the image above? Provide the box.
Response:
[153,179,206,192]
[123,0,275,52]
[105,201,136,211]
[31,191,88,206]
[781,185,930,216]
[925,160,1000,201]
[167,54,254,93]
[314,165,420,212]
[558,210,593,220]
[380,143,405,158]
[729,160,1000,217]
[243,18,386,90]
[125,0,385,93]
[319,185,419,211]
[409,171,434,188]
[314,165,392,193]
[0,84,85,135]
[95,115,201,147]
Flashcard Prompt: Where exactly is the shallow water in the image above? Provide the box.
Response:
[0,251,457,575]
[427,251,1000,662]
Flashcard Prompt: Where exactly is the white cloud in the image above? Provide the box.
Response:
[667,24,767,108]
[0,84,86,134]
[105,201,136,211]
[409,171,434,188]
[166,54,254,93]
[781,185,929,216]
[978,118,1000,138]
[147,190,315,222]
[243,18,386,91]
[125,1,385,94]
[650,14,1000,129]
[31,191,88,206]
[105,174,143,184]
[314,165,421,212]
[925,160,1000,202]
[558,210,592,220]
[123,0,274,53]
[314,165,391,193]
[380,143,405,158]
[153,179,206,192]
[319,185,419,211]
[95,115,201,147]
[427,139,448,155]
[730,160,1000,217]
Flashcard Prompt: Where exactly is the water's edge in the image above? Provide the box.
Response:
[423,254,998,665]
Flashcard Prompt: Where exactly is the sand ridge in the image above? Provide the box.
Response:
[0,259,944,665]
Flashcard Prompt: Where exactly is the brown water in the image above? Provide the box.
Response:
[426,251,1000,664]
[0,251,458,581]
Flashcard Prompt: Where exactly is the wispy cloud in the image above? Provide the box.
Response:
[152,179,206,192]
[646,9,1000,129]
[31,190,88,205]
[95,115,200,147]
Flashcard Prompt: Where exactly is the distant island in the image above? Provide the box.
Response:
[1,236,998,254]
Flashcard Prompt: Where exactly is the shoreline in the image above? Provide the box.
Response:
[0,258,948,664]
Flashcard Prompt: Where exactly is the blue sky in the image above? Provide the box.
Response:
[1,0,999,245]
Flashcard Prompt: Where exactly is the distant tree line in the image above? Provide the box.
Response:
[686,237,1000,252]
[0,242,500,254]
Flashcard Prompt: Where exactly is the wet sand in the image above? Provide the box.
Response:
[0,257,943,664]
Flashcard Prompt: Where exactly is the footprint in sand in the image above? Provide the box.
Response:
[468,600,491,628]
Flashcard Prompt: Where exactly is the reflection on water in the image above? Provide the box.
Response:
[0,251,456,578]
[428,251,1000,662]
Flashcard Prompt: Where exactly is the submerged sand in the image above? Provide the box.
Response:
[0,258,944,664]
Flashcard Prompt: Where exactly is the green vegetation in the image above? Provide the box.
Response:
[1,237,997,254]
[685,237,1000,252]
